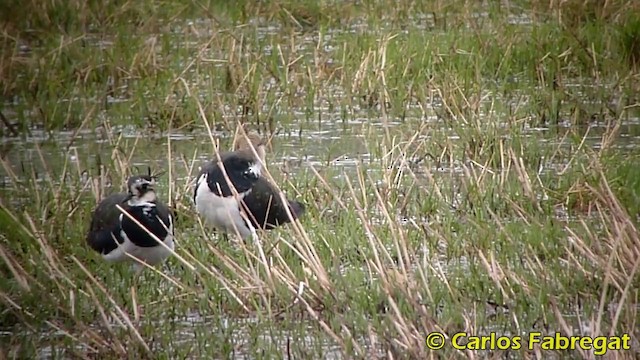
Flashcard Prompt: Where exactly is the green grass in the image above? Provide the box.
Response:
[1,0,640,359]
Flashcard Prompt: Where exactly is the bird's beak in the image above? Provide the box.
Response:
[140,178,156,191]
[243,163,261,180]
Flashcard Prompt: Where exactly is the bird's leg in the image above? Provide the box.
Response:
[130,261,145,321]
[250,226,259,245]
[132,261,144,275]
[130,284,139,322]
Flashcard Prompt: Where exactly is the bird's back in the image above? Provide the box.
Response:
[120,201,173,247]
[241,178,305,230]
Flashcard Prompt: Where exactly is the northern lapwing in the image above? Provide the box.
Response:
[193,133,305,240]
[86,175,175,272]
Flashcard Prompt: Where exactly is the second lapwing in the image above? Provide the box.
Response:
[193,133,305,240]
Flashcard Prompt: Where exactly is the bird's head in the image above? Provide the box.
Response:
[127,175,157,200]
[210,153,261,195]
[222,154,260,181]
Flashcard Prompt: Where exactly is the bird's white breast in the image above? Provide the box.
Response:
[195,174,253,239]
[102,213,175,269]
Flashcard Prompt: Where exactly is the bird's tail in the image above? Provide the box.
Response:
[288,200,305,219]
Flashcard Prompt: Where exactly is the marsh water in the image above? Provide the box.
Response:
[3,117,640,186]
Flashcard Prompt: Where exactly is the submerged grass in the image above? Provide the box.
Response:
[1,0,640,359]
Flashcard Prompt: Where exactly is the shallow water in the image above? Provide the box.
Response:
[3,118,640,187]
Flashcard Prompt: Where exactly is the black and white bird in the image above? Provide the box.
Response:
[86,175,175,272]
[193,133,305,240]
